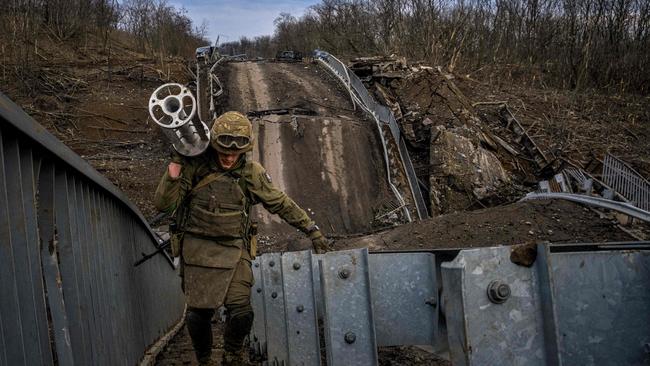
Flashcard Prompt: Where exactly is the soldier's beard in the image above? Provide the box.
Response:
[218,152,242,170]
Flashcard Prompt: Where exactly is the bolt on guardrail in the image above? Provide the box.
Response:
[250,242,650,365]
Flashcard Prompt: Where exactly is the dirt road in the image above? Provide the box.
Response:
[221,61,393,249]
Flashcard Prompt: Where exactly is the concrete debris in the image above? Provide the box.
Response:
[346,54,649,243]
[429,125,510,214]
[346,56,566,215]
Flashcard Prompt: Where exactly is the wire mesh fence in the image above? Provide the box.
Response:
[602,154,650,212]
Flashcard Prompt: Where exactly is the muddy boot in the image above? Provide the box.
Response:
[223,310,254,366]
[197,354,216,366]
[222,349,245,366]
[185,307,215,364]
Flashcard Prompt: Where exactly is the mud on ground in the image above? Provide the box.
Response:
[332,200,641,251]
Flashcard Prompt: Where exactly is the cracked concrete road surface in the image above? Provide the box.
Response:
[224,61,393,248]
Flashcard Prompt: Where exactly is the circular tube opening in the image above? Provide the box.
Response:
[163,97,181,114]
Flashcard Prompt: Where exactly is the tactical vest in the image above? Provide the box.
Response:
[184,171,251,239]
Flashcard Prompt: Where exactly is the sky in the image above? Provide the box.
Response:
[171,0,320,44]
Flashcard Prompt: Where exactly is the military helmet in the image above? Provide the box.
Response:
[210,111,254,154]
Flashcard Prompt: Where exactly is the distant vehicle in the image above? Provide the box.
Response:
[196,46,213,59]
[196,46,220,63]
[276,50,302,62]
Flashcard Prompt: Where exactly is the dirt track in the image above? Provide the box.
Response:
[222,61,392,249]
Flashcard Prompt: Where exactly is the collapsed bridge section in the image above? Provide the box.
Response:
[220,57,428,243]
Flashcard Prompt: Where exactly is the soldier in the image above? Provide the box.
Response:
[154,111,329,365]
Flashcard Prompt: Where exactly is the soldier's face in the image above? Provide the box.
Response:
[217,151,242,169]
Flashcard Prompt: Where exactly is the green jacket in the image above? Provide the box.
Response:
[154,151,315,235]
[154,150,315,308]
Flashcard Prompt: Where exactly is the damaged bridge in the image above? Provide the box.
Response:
[1,49,650,366]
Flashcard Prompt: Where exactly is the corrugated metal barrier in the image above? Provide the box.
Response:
[0,92,185,366]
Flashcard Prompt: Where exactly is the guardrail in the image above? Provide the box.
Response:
[0,93,185,366]
[314,50,429,221]
[249,243,650,365]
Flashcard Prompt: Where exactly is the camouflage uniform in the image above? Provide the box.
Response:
[154,111,326,365]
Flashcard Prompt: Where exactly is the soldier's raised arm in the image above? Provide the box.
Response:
[244,161,330,253]
[153,154,195,213]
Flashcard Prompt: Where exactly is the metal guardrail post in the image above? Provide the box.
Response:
[249,258,267,361]
[252,251,322,366]
[261,253,290,365]
[319,248,379,365]
[442,246,549,365]
[281,251,321,366]
[441,244,650,365]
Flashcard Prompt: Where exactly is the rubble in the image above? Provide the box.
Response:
[429,125,510,214]
[346,55,650,230]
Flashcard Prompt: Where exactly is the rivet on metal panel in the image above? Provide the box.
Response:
[293,262,301,270]
[271,292,278,299]
[296,305,304,313]
[487,280,511,304]
[269,261,275,267]
[425,297,437,308]
[257,288,262,293]
[339,268,351,279]
[344,332,356,344]
[255,263,260,268]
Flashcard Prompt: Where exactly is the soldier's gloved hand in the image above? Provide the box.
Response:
[309,230,330,254]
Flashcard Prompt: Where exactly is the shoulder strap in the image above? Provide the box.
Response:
[190,171,227,195]
[238,175,249,198]
[189,169,250,198]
